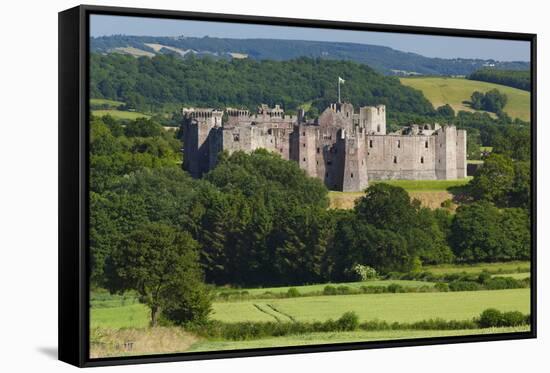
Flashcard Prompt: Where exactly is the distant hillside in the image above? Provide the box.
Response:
[400,77,530,121]
[90,35,529,77]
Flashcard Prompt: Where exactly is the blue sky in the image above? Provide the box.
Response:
[90,15,530,62]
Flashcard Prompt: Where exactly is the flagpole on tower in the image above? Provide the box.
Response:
[338,77,345,103]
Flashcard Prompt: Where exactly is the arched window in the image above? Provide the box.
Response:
[420,156,424,164]
[393,156,398,164]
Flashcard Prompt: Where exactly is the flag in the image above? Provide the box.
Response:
[338,77,346,84]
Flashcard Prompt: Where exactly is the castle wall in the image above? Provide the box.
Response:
[435,126,458,179]
[365,134,436,180]
[182,103,468,192]
[342,131,369,192]
[456,129,467,178]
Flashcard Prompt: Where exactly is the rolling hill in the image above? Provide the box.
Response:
[90,35,529,77]
[400,77,530,121]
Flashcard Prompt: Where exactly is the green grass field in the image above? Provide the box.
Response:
[423,261,530,275]
[211,289,529,323]
[92,109,151,120]
[90,98,125,108]
[188,326,530,352]
[92,288,529,328]
[400,77,530,121]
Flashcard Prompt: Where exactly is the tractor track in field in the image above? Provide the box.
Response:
[253,303,294,323]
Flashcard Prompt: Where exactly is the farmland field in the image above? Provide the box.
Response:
[399,77,530,121]
[210,289,529,323]
[423,261,530,275]
[91,288,530,328]
[92,109,151,120]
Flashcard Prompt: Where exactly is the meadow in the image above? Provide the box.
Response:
[91,109,151,120]
[328,178,470,209]
[399,77,530,121]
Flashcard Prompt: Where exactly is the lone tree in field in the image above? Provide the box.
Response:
[105,222,210,326]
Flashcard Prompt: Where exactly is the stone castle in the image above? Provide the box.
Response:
[181,102,467,192]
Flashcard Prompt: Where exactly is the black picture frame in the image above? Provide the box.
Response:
[59,4,537,367]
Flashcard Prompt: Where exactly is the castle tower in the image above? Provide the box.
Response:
[182,108,223,178]
[359,105,386,134]
[435,125,458,180]
[294,124,318,178]
[456,129,467,178]
[341,129,369,192]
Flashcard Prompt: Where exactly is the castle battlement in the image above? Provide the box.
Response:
[181,103,467,191]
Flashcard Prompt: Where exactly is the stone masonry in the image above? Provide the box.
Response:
[181,103,467,192]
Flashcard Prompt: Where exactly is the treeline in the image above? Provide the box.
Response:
[90,115,530,290]
[90,53,436,118]
[468,69,531,91]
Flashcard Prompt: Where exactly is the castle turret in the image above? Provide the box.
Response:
[341,129,368,192]
[359,105,386,135]
[182,108,223,178]
[435,125,458,180]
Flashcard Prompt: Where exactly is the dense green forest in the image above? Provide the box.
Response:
[468,69,531,91]
[90,114,531,291]
[91,35,530,76]
[90,53,435,119]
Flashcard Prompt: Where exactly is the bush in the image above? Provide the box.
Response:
[484,277,527,290]
[336,311,359,331]
[449,280,481,292]
[286,288,300,298]
[478,271,491,284]
[323,285,337,295]
[434,282,450,292]
[387,283,405,293]
[352,264,378,281]
[501,311,527,327]
[478,308,503,327]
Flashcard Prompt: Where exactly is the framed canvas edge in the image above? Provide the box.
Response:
[58,4,538,368]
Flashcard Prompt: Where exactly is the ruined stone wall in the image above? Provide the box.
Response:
[295,125,318,178]
[365,134,436,180]
[314,126,344,190]
[435,126,458,179]
[182,109,222,177]
[182,104,467,192]
[342,130,369,192]
[359,105,386,134]
[456,129,467,178]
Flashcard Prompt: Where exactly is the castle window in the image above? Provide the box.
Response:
[351,173,354,178]
[425,141,429,148]
[302,131,306,136]
[280,148,283,153]
[316,161,319,165]
[397,140,401,148]
[327,160,332,166]
[325,172,329,178]
[317,147,320,154]
[377,125,380,132]
[233,134,240,141]
[420,156,424,164]
[303,157,306,162]
[369,140,373,148]
[303,143,306,147]
[393,156,398,164]
[362,160,364,165]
